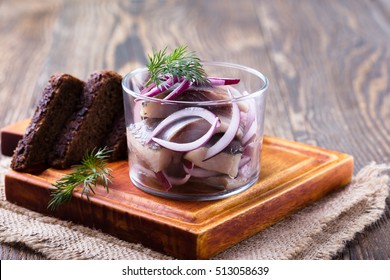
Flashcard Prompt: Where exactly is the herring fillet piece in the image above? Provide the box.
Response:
[184,146,242,178]
[127,120,178,172]
[139,87,248,118]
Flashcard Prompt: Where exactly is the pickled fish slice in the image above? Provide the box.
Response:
[127,120,178,172]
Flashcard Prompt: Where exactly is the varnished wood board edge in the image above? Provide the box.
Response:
[2,120,355,259]
[4,151,354,259]
[197,153,354,259]
[4,170,201,259]
[0,119,30,156]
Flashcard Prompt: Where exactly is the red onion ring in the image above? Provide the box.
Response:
[241,120,256,145]
[141,81,156,94]
[151,117,220,152]
[239,155,251,168]
[208,77,240,86]
[162,171,191,186]
[227,86,243,98]
[134,164,189,191]
[150,107,218,140]
[243,97,256,135]
[155,171,172,191]
[164,79,191,100]
[144,76,178,97]
[133,99,143,122]
[204,89,240,160]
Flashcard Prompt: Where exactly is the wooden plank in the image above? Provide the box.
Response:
[1,119,30,157]
[1,0,388,262]
[2,121,353,259]
[257,0,390,260]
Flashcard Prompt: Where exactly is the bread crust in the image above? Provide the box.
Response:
[48,70,124,169]
[11,74,85,173]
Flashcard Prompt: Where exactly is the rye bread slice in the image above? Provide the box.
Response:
[48,70,123,169]
[11,73,85,173]
[105,113,127,162]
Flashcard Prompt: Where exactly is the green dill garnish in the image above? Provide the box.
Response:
[48,147,113,210]
[145,45,209,87]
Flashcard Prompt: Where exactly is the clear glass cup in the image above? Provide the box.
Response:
[122,62,268,200]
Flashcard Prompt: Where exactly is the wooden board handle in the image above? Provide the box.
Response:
[1,119,30,157]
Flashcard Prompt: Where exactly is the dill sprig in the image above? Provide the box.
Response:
[146,45,209,87]
[48,147,113,210]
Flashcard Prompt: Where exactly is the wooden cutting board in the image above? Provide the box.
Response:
[1,120,353,259]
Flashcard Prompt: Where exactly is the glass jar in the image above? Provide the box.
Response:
[122,62,268,200]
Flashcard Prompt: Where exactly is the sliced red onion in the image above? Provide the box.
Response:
[144,76,177,97]
[204,89,240,160]
[239,155,251,168]
[134,164,189,191]
[241,120,257,145]
[243,98,256,135]
[158,117,211,144]
[208,77,240,86]
[133,164,170,189]
[141,81,156,94]
[155,171,172,191]
[133,99,143,122]
[164,79,191,100]
[162,171,191,186]
[151,117,219,152]
[227,86,243,98]
[150,107,218,140]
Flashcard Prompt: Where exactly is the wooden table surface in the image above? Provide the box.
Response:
[0,0,389,260]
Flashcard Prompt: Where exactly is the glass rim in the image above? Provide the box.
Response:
[122,61,269,105]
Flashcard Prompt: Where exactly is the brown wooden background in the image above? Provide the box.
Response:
[0,0,389,259]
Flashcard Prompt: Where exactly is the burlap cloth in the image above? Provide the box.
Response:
[0,155,389,260]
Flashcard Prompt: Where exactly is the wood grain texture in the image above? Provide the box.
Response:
[2,121,353,259]
[0,0,389,259]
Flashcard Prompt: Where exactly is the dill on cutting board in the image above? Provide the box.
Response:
[48,147,113,210]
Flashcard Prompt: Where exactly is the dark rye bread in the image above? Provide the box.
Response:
[11,74,85,173]
[48,70,124,169]
[105,113,127,162]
